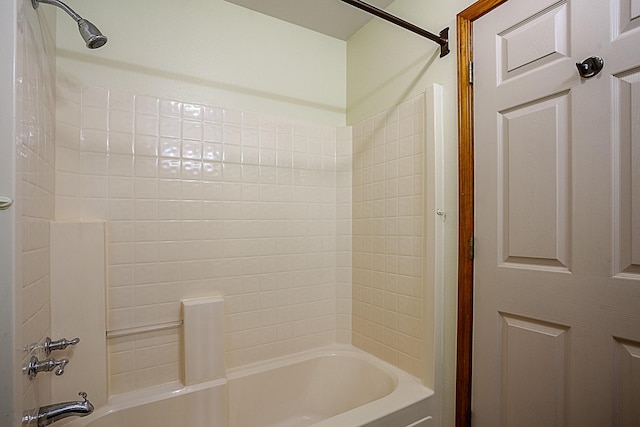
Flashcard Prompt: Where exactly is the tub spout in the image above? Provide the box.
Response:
[22,392,94,427]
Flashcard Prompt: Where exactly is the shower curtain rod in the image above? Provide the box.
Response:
[340,0,450,57]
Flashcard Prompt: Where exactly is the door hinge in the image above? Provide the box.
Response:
[469,61,474,85]
[469,236,475,260]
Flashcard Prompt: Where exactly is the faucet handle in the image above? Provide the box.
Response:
[23,356,70,380]
[43,336,80,356]
[78,391,88,401]
[53,358,69,376]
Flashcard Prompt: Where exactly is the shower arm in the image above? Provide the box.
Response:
[32,0,82,22]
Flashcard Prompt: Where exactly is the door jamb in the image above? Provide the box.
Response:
[455,1,509,426]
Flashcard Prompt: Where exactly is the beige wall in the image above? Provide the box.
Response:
[55,0,347,126]
[347,0,475,425]
[55,80,353,394]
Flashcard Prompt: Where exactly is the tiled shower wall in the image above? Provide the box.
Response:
[55,78,352,394]
[351,94,426,379]
[16,5,56,412]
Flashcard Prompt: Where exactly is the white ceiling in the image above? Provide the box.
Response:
[224,0,395,40]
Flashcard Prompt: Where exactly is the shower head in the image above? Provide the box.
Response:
[32,0,108,49]
[78,19,107,49]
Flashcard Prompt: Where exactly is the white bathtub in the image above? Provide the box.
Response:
[65,345,434,427]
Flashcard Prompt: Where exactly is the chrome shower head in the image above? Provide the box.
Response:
[78,19,107,49]
[32,0,108,49]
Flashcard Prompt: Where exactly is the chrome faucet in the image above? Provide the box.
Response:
[22,392,94,427]
[43,336,80,356]
[23,355,69,380]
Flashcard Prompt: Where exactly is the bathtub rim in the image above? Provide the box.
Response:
[64,344,434,427]
[63,377,227,427]
[227,344,403,383]
[226,344,434,427]
[304,345,434,427]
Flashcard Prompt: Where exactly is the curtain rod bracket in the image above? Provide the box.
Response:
[341,0,450,57]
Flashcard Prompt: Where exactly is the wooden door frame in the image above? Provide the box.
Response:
[455,1,509,426]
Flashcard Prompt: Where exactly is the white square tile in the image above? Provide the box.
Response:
[182,160,202,181]
[108,154,134,177]
[57,98,81,126]
[108,199,134,221]
[109,109,134,134]
[204,106,223,123]
[135,135,159,157]
[203,123,223,142]
[135,95,159,115]
[223,109,242,125]
[81,152,108,176]
[83,86,108,108]
[134,157,158,178]
[203,142,222,161]
[223,144,242,164]
[183,120,203,141]
[242,146,259,165]
[81,129,109,153]
[109,132,134,155]
[202,162,222,182]
[55,171,79,197]
[260,130,276,149]
[160,99,182,117]
[56,122,81,150]
[182,141,203,160]
[109,89,135,112]
[159,137,181,158]
[135,113,159,136]
[159,116,181,138]
[82,106,108,131]
[183,103,203,121]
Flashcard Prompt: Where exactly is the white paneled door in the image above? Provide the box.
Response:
[473,0,640,426]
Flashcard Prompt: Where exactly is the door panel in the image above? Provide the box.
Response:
[615,0,640,35]
[497,2,569,84]
[500,314,568,427]
[473,0,640,426]
[613,70,640,275]
[499,92,571,268]
[614,338,640,426]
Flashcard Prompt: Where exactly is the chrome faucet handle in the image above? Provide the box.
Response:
[23,356,70,380]
[53,358,69,376]
[43,336,80,356]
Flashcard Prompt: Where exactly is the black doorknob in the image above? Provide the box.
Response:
[576,56,604,78]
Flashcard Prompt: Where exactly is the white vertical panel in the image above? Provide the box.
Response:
[424,84,444,422]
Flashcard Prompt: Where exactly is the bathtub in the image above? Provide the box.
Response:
[65,345,434,427]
